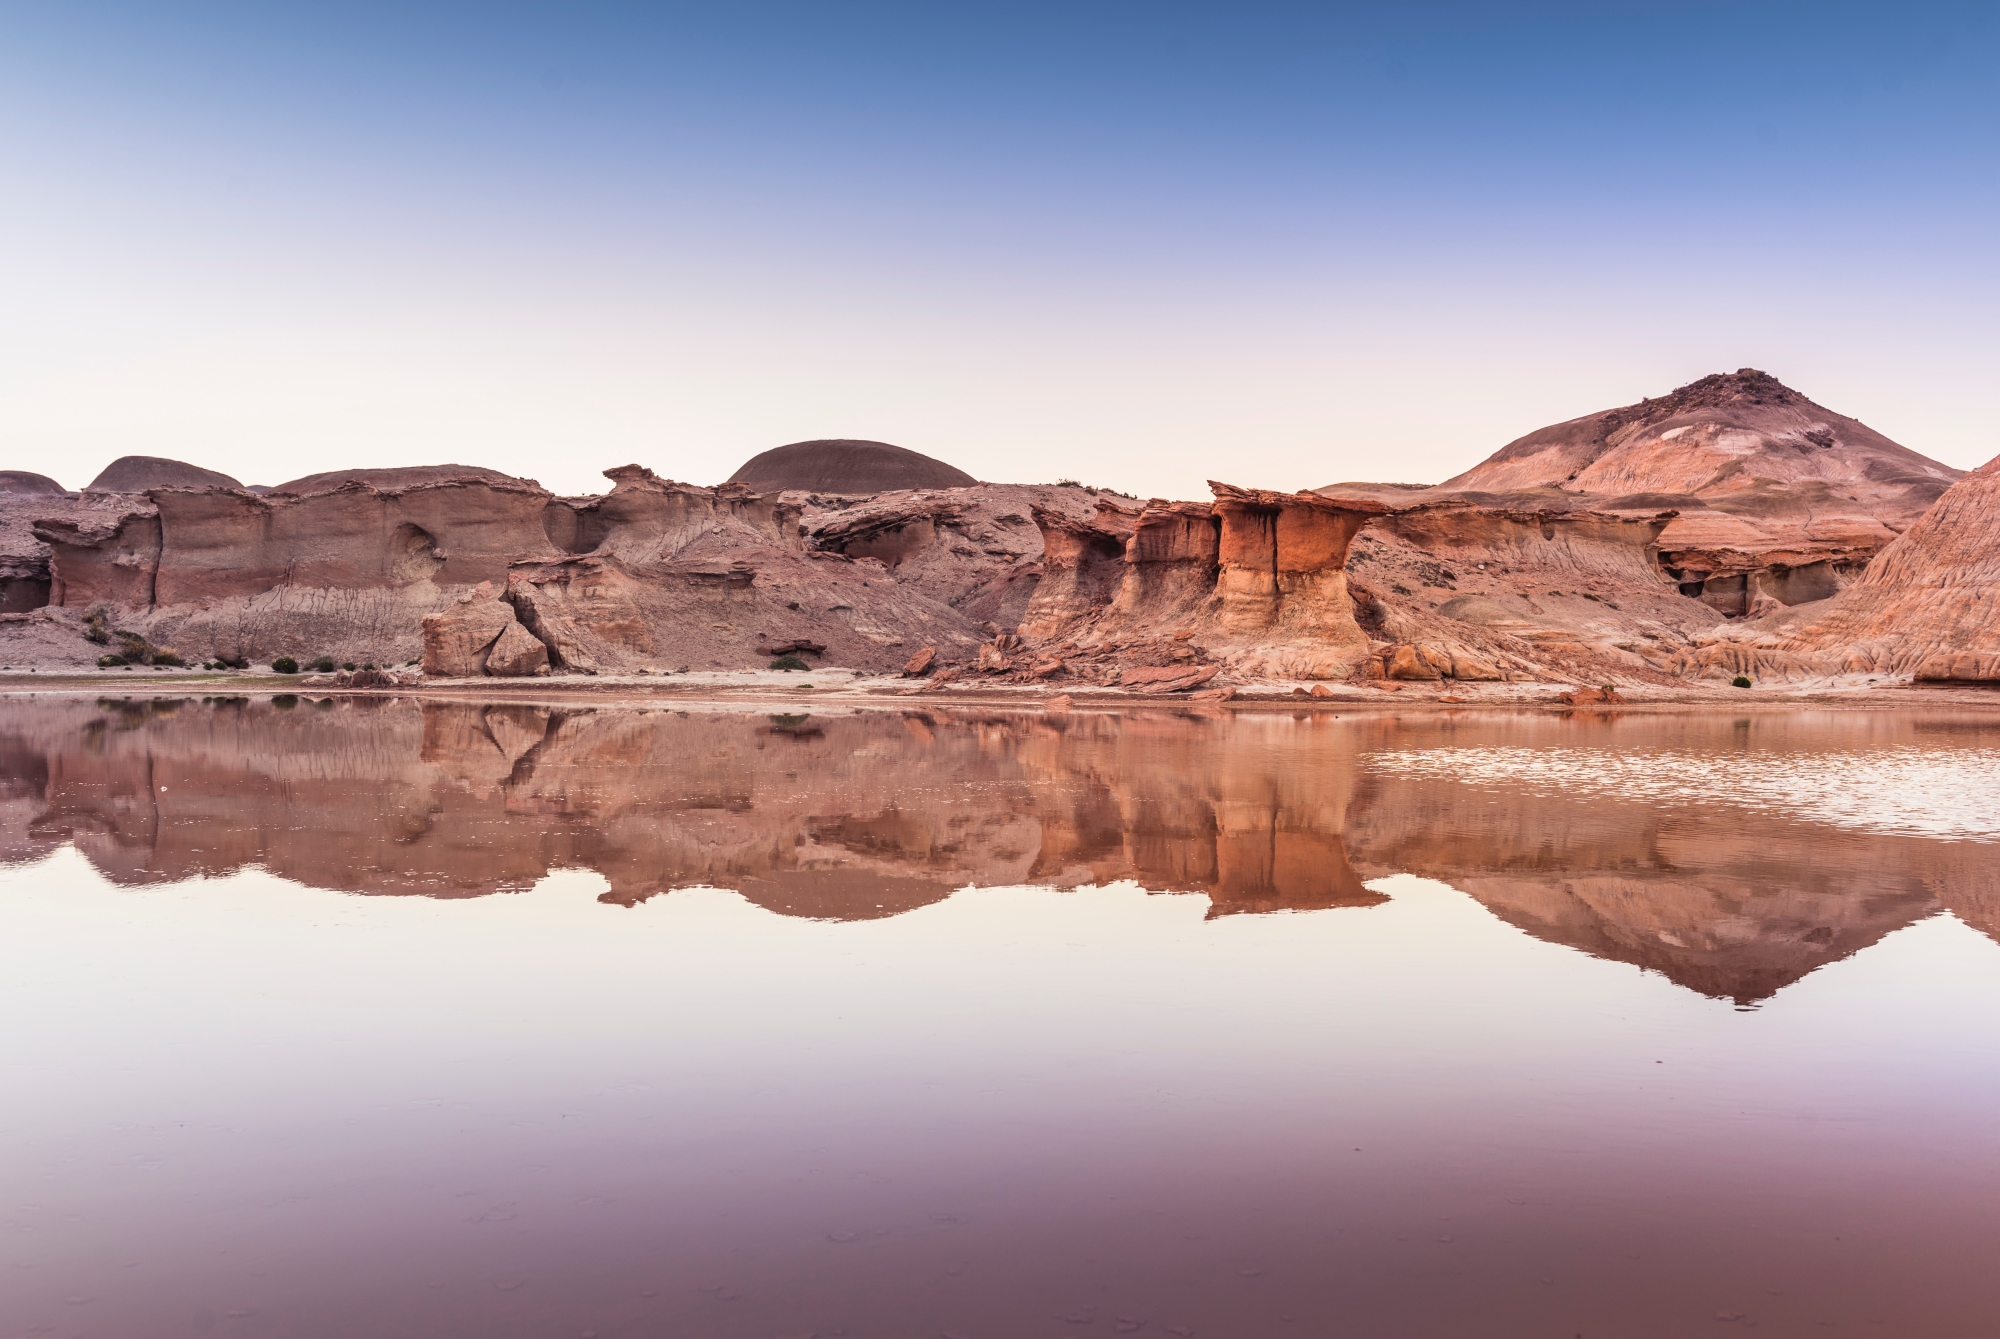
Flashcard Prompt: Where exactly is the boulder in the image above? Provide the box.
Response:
[902,646,937,676]
[422,594,518,677]
[1387,645,1442,681]
[484,620,551,677]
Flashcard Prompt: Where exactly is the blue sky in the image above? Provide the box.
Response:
[2,1,1994,496]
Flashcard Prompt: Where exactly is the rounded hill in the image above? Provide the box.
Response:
[0,471,70,495]
[726,439,977,494]
[87,456,244,492]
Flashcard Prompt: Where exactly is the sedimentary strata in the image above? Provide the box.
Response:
[1674,451,2000,682]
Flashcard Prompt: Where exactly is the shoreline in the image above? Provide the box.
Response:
[5,666,1999,715]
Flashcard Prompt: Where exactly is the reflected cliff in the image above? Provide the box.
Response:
[2,694,1994,1003]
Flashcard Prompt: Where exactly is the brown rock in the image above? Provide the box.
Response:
[422,594,517,677]
[1557,686,1626,705]
[1029,657,1065,679]
[1045,694,1075,711]
[484,620,551,677]
[902,645,937,677]
[1912,652,2000,683]
[1309,684,1335,698]
[1119,665,1219,693]
[1449,651,1504,681]
[1387,645,1442,681]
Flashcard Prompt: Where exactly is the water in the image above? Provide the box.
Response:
[2,694,1998,1338]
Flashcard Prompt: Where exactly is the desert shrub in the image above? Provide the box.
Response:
[271,656,299,675]
[310,657,336,673]
[770,654,810,671]
[152,649,184,667]
[1732,675,1753,689]
[83,610,111,645]
[362,663,376,671]
[343,662,356,671]
[97,654,125,668]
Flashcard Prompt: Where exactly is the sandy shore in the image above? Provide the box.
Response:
[4,663,1998,714]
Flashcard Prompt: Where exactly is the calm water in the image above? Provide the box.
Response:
[3,694,1998,1339]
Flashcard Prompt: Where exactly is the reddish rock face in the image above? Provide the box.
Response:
[1727,450,2000,678]
[421,593,519,677]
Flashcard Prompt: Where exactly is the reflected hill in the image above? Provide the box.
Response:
[0,694,1992,1003]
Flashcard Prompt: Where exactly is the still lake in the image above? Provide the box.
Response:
[2,694,1997,1338]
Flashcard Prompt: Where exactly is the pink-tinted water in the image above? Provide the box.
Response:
[2,695,1997,1338]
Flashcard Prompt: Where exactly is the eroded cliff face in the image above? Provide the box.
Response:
[31,468,562,666]
[1013,483,1391,683]
[3,699,1989,1002]
[11,460,1117,675]
[1675,451,2000,682]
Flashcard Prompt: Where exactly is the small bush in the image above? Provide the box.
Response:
[405,659,419,667]
[342,661,356,671]
[97,653,125,668]
[362,663,376,671]
[271,657,299,675]
[770,655,810,671]
[1732,675,1753,689]
[83,610,111,645]
[310,657,336,673]
[152,649,184,667]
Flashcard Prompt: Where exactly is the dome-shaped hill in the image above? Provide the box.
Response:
[1436,369,1957,508]
[0,471,69,495]
[726,439,977,494]
[87,456,244,492]
[269,464,542,497]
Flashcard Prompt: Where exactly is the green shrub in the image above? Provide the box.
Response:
[83,610,111,645]
[342,661,356,671]
[271,657,299,675]
[362,663,376,671]
[97,653,125,668]
[1732,675,1753,689]
[310,657,336,673]
[152,649,184,667]
[770,654,810,671]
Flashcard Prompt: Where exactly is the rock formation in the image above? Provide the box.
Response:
[1674,450,2000,681]
[1,372,1992,685]
[1327,370,1961,619]
[726,438,979,493]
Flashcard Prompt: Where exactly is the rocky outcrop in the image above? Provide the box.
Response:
[421,587,531,677]
[1679,451,2000,680]
[726,438,978,493]
[1013,483,1394,683]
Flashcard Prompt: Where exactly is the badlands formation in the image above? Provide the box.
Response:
[0,369,1993,693]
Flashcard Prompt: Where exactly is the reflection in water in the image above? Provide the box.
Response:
[2,694,1995,1002]
[3,694,2000,1339]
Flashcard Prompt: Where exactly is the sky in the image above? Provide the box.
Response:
[1,1,1995,499]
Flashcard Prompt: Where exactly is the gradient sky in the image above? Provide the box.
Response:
[2,1,1994,498]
